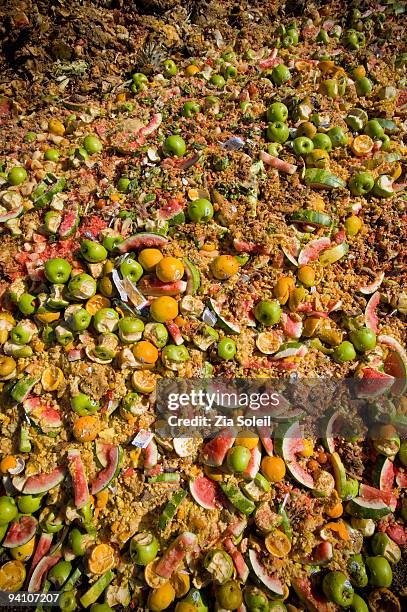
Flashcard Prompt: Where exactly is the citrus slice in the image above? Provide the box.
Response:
[351,135,374,156]
[265,529,292,557]
[173,438,197,458]
[86,295,111,315]
[144,559,169,588]
[0,560,26,591]
[88,543,117,574]
[256,331,282,355]
[132,370,157,394]
[41,366,64,391]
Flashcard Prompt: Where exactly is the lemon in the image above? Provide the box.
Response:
[11,536,36,561]
[0,560,26,591]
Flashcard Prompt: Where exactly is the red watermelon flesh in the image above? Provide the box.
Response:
[117,232,168,254]
[359,484,396,510]
[189,476,224,510]
[23,466,66,495]
[292,577,336,612]
[224,538,249,582]
[155,532,198,579]
[298,237,331,265]
[23,397,62,433]
[379,459,395,492]
[27,532,53,580]
[157,198,184,219]
[365,291,380,332]
[395,467,407,488]
[202,434,235,466]
[384,350,407,396]
[281,313,303,338]
[138,276,187,296]
[258,426,273,455]
[386,523,407,546]
[67,449,89,509]
[3,515,38,548]
[242,445,261,479]
[356,368,394,398]
[91,445,121,494]
[27,553,62,592]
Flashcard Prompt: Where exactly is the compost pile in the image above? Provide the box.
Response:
[0,1,406,611]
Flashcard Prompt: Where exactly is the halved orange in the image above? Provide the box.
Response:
[265,530,291,557]
[132,370,157,394]
[88,543,117,574]
[0,560,26,591]
[351,135,374,156]
[41,366,64,391]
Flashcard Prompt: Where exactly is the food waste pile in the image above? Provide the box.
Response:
[0,1,406,610]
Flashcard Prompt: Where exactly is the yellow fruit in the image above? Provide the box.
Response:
[170,571,190,598]
[148,582,176,611]
[203,465,224,481]
[41,366,64,391]
[156,257,184,283]
[235,431,259,450]
[185,65,200,77]
[0,455,17,474]
[132,370,157,393]
[95,489,109,509]
[11,537,36,561]
[150,296,178,323]
[35,311,60,323]
[0,560,26,591]
[345,215,363,237]
[273,276,295,305]
[0,355,16,379]
[211,255,239,280]
[265,530,291,557]
[261,456,286,482]
[138,248,163,272]
[48,119,65,136]
[255,331,282,355]
[133,341,159,365]
[175,603,198,612]
[351,135,374,156]
[73,416,100,443]
[352,65,366,80]
[88,543,117,574]
[297,265,316,288]
[86,295,111,315]
[300,439,314,457]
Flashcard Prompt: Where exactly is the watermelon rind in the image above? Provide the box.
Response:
[117,232,168,254]
[372,456,395,492]
[3,515,38,548]
[274,421,314,489]
[23,467,66,495]
[183,257,201,295]
[356,367,394,398]
[247,549,284,596]
[91,445,122,494]
[347,496,391,519]
[330,452,347,498]
[379,334,407,396]
[298,237,331,265]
